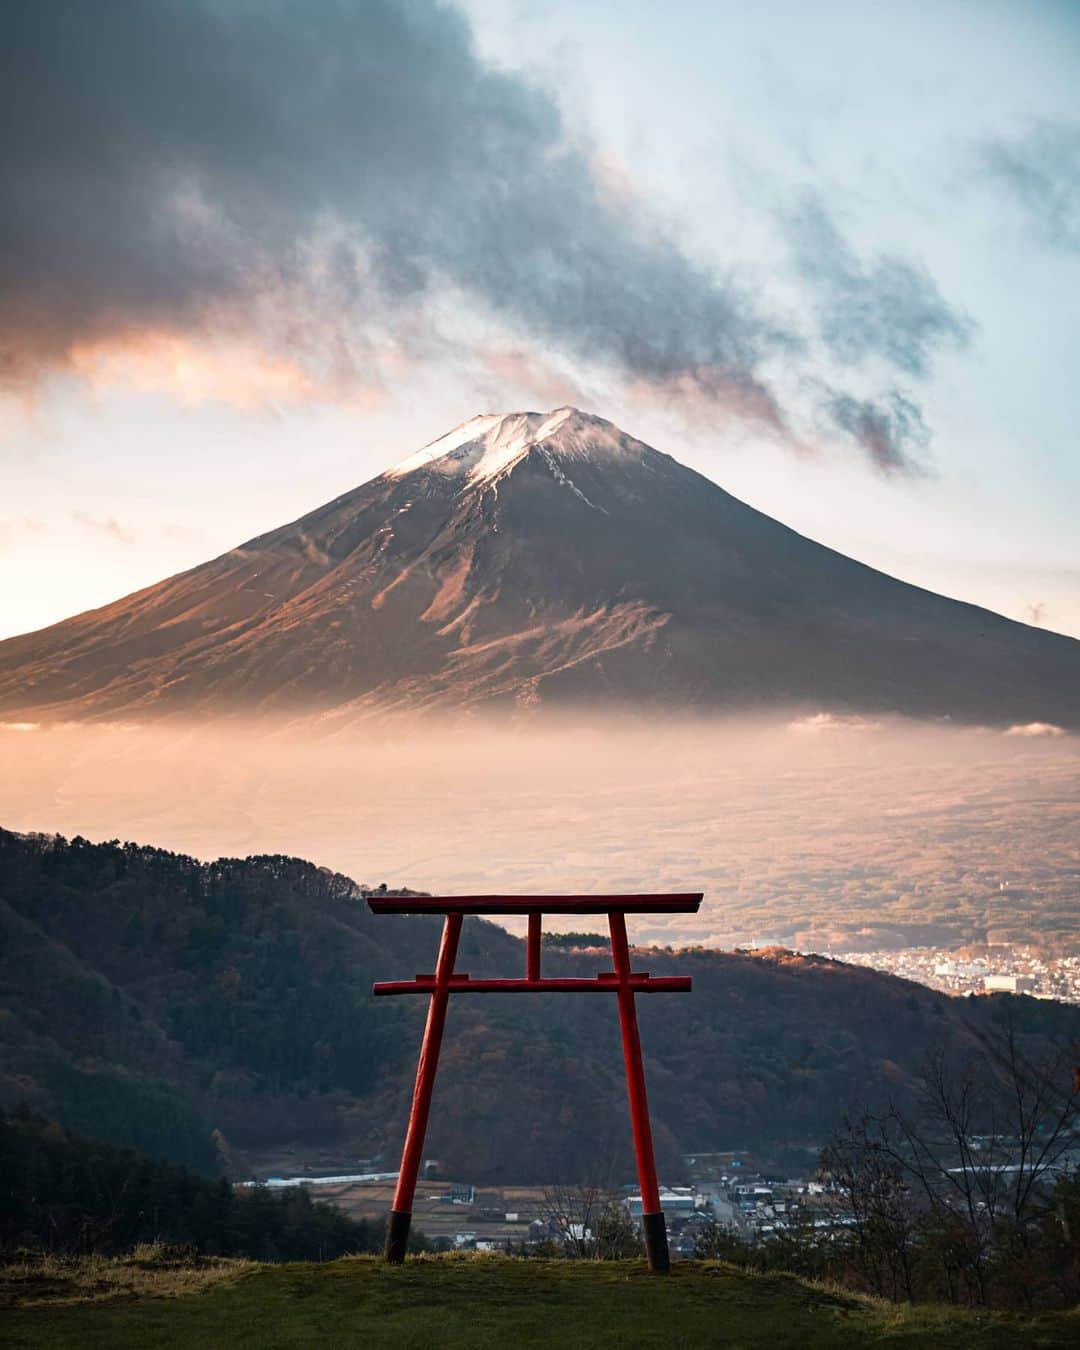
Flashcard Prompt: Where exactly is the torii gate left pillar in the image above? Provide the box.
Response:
[368,892,702,1273]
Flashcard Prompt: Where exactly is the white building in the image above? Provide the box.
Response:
[984,974,1034,993]
[626,1188,697,1219]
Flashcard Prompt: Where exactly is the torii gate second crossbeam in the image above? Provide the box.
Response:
[368,892,702,1272]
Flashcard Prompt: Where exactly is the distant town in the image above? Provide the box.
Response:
[251,1151,851,1256]
[254,1128,1080,1259]
[825,944,1080,1004]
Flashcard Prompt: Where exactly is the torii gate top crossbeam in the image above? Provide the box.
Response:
[366,893,702,915]
[368,894,702,996]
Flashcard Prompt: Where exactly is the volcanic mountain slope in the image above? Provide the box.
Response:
[1,407,1077,724]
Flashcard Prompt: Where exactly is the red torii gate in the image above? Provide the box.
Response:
[368,892,702,1272]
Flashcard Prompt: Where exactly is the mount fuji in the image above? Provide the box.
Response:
[1,407,1077,725]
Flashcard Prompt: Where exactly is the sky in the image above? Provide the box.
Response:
[2,0,1078,641]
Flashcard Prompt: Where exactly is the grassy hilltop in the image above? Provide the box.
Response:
[4,1254,1079,1349]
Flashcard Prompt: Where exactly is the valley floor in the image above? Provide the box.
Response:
[3,1254,1078,1348]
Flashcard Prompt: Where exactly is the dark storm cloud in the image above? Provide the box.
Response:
[2,0,961,473]
[823,390,931,476]
[1,0,772,394]
[982,124,1080,253]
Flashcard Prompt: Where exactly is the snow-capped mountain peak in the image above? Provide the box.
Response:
[385,406,641,490]
[1,407,1077,727]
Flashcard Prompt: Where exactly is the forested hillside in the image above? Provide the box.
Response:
[2,829,1077,1182]
[0,1109,391,1260]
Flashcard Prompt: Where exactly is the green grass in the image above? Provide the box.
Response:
[3,1255,1078,1348]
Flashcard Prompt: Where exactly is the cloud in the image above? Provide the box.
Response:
[2,1,965,472]
[787,713,884,734]
[784,193,973,378]
[72,511,136,545]
[478,347,590,414]
[822,389,931,476]
[1003,722,1065,738]
[0,517,47,550]
[1,1,771,401]
[782,194,972,473]
[982,124,1080,253]
[67,331,326,409]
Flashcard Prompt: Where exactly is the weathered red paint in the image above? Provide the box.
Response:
[371,892,701,1271]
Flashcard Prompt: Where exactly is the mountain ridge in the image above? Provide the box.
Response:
[1,407,1077,725]
[5,826,1078,1183]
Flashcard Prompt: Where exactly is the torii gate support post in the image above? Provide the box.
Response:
[369,893,702,1272]
[384,912,462,1263]
[609,910,669,1271]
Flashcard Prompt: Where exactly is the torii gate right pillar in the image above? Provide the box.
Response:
[608,908,669,1271]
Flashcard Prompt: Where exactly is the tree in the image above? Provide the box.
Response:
[821,1111,917,1300]
[537,1181,641,1259]
[823,1017,1080,1309]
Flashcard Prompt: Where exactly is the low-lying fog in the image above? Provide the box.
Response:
[2,713,1077,951]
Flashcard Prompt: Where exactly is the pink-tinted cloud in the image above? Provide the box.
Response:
[72,511,136,546]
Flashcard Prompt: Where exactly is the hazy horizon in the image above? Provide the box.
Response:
[4,711,1076,953]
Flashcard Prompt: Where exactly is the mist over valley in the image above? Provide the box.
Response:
[3,712,1076,952]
